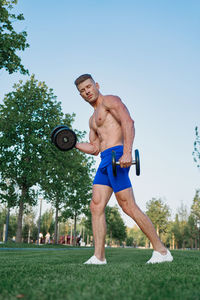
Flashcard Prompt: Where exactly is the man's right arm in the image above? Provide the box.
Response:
[75,141,99,155]
[75,126,100,156]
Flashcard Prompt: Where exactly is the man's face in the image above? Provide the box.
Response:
[77,79,100,104]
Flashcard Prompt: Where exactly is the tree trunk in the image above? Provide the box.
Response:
[182,240,185,249]
[70,223,73,245]
[54,206,59,244]
[28,228,31,244]
[16,200,24,243]
[83,227,85,244]
[65,223,68,245]
[16,186,27,243]
[73,214,77,246]
[190,238,193,249]
[3,224,6,242]
[199,230,200,250]
[5,207,10,242]
[195,238,197,249]
[172,234,175,250]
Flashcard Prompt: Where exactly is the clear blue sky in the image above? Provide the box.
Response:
[0,0,200,226]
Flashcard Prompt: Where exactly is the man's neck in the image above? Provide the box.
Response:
[91,93,104,109]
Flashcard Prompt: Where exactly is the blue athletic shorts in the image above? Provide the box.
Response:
[93,145,132,193]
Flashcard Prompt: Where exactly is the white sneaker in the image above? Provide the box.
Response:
[146,250,173,264]
[84,255,107,265]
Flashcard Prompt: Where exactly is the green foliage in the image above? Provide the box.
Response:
[0,75,64,241]
[126,226,146,247]
[83,205,127,244]
[40,209,54,236]
[0,75,63,200]
[40,113,95,243]
[60,148,94,220]
[0,0,29,74]
[126,236,134,246]
[7,210,17,238]
[0,205,17,240]
[82,212,93,237]
[169,196,200,249]
[191,189,200,223]
[0,179,18,208]
[193,126,200,169]
[187,214,199,248]
[22,206,37,242]
[105,205,127,244]
[171,214,185,248]
[41,113,94,213]
[0,74,96,241]
[169,203,191,248]
[0,205,6,240]
[146,197,171,236]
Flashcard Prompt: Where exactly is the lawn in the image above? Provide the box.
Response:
[0,246,200,300]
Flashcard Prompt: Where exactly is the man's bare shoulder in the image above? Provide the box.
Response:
[102,95,132,119]
[103,95,123,108]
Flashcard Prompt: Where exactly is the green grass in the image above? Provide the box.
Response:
[0,242,77,248]
[0,247,200,300]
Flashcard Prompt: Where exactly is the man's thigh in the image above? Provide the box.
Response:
[115,187,135,203]
[92,184,113,208]
[114,187,139,215]
[107,164,132,193]
[93,167,112,188]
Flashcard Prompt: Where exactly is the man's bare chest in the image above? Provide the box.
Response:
[91,106,108,129]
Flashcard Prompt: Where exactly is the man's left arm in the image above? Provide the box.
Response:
[105,96,135,167]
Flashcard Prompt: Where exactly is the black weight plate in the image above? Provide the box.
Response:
[135,149,140,176]
[112,151,117,177]
[54,128,77,151]
[51,125,68,144]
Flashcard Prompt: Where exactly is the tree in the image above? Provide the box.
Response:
[0,178,18,241]
[0,75,64,242]
[0,204,6,240]
[191,190,200,249]
[0,0,29,74]
[82,213,93,245]
[40,209,54,237]
[193,126,200,169]
[0,204,17,241]
[177,203,190,249]
[0,178,18,209]
[146,198,170,237]
[126,225,146,247]
[22,206,36,243]
[188,214,198,249]
[105,206,127,245]
[40,113,95,244]
[191,190,200,222]
[170,214,183,249]
[170,204,190,249]
[61,147,95,245]
[84,205,127,246]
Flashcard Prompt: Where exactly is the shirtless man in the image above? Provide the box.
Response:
[74,74,173,265]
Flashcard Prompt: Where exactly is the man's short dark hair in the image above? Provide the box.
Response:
[74,74,94,88]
